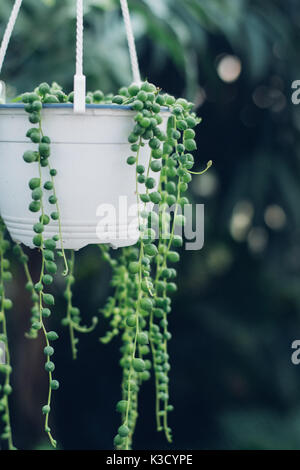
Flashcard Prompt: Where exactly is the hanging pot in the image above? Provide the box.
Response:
[0,103,169,250]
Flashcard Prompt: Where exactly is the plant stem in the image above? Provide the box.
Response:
[37,144,56,448]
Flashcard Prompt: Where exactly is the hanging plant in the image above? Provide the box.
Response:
[0,0,211,451]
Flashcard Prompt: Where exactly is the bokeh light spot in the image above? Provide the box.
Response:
[230,201,254,242]
[217,55,242,83]
[264,205,286,230]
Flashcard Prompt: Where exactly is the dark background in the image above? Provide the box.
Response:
[1,0,300,450]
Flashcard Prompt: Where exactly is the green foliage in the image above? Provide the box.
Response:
[95,81,207,449]
[0,79,206,450]
[0,0,296,98]
[1,0,299,452]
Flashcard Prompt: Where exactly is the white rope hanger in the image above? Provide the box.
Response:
[120,0,141,85]
[0,0,23,75]
[0,0,142,111]
[74,0,86,113]
[74,0,142,112]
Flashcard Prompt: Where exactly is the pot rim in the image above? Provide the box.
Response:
[0,103,169,111]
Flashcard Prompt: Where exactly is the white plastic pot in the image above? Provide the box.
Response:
[0,104,168,250]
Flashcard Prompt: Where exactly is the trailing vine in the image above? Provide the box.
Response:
[94,81,211,450]
[0,80,210,449]
[0,218,15,450]
[62,250,98,360]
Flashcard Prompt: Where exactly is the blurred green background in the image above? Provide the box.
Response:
[1,0,300,450]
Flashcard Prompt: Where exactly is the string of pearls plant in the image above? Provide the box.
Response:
[0,81,211,450]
